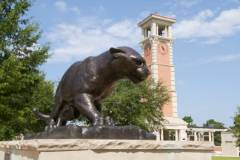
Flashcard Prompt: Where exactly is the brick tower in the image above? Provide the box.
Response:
[138,13,187,141]
[138,13,177,117]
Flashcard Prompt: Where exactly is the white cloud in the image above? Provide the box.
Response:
[202,54,240,64]
[174,8,240,43]
[178,0,200,8]
[54,1,67,12]
[185,53,240,66]
[97,5,105,12]
[106,20,137,38]
[46,17,140,63]
[54,1,80,14]
[194,9,214,20]
[70,6,80,14]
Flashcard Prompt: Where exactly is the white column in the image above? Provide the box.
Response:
[142,29,145,40]
[151,22,157,36]
[168,42,178,117]
[194,132,197,141]
[154,131,160,141]
[164,26,168,37]
[180,129,187,141]
[161,129,164,141]
[175,130,179,141]
[150,22,159,84]
[150,39,158,83]
[168,26,173,39]
[209,132,212,142]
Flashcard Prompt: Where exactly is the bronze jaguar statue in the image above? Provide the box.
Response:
[34,47,150,128]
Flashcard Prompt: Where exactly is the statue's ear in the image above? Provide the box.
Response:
[109,47,126,58]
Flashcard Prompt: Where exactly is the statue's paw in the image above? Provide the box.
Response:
[104,116,115,126]
[93,117,104,126]
[44,119,57,131]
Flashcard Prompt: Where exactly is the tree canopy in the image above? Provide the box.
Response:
[182,115,197,127]
[0,0,54,140]
[203,119,225,129]
[102,80,170,132]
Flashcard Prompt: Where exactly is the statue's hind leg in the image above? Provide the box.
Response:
[74,93,104,126]
[55,105,75,127]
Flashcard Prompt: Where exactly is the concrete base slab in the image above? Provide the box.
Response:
[0,139,214,160]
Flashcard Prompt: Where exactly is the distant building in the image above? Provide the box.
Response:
[219,131,239,157]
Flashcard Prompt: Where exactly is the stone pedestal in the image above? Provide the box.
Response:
[0,139,214,160]
[24,125,155,140]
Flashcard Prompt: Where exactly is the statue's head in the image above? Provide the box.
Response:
[109,47,150,83]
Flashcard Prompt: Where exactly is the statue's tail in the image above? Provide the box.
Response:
[33,108,52,124]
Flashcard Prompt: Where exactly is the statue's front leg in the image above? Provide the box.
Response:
[94,100,115,126]
[74,93,104,126]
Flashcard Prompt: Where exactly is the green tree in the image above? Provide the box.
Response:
[0,0,54,140]
[203,119,225,129]
[203,119,225,146]
[232,107,240,147]
[183,115,197,127]
[102,80,170,131]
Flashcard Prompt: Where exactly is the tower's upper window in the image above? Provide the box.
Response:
[157,24,167,38]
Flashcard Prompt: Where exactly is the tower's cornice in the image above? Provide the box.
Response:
[139,36,172,46]
[138,13,176,27]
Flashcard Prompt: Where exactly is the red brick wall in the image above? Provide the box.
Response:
[157,42,173,117]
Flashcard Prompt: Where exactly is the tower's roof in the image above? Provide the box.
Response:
[138,13,176,27]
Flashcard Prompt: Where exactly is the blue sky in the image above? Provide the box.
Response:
[28,0,240,127]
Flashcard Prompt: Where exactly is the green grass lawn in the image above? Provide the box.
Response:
[212,156,240,160]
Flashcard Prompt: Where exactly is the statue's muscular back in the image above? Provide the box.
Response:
[52,56,115,122]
